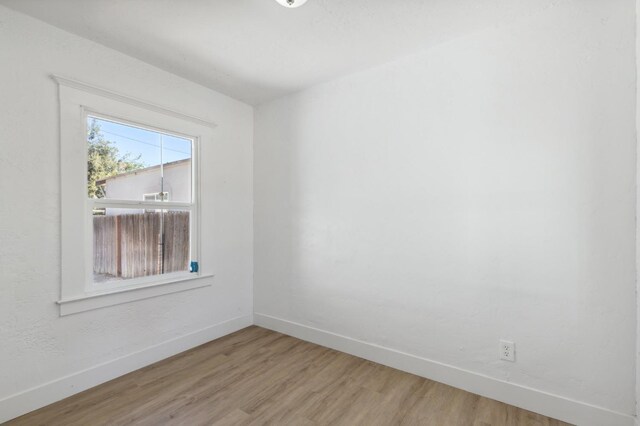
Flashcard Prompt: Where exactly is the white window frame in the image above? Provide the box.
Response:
[55,75,216,316]
[85,111,197,294]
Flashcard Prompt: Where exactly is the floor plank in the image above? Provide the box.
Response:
[6,326,572,426]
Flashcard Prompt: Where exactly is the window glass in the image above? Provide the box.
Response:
[93,207,191,284]
[162,135,192,203]
[87,116,192,202]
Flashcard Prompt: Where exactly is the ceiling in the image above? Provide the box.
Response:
[0,0,554,105]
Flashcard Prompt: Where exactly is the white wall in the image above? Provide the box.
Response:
[0,5,253,421]
[255,0,636,421]
[636,1,640,423]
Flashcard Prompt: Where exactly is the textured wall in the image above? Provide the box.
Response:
[637,1,640,422]
[0,3,253,410]
[255,0,636,416]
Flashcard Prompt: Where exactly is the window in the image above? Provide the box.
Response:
[88,115,193,286]
[144,193,170,202]
[143,192,170,212]
[142,192,169,213]
[56,76,215,315]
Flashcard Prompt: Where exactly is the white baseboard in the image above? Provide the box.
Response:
[254,313,635,426]
[0,314,253,423]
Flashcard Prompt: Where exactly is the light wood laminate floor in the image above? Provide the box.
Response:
[7,326,571,426]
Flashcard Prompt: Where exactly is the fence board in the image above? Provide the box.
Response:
[93,215,118,276]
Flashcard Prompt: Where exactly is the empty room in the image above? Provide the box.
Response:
[0,0,637,425]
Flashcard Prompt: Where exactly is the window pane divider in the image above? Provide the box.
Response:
[90,198,194,209]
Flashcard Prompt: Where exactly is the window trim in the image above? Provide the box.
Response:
[55,75,216,316]
[57,274,214,316]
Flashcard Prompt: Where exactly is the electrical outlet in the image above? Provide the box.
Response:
[499,340,515,362]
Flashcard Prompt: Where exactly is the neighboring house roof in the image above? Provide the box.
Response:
[96,158,190,186]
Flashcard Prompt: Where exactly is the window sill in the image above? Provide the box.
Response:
[57,274,214,316]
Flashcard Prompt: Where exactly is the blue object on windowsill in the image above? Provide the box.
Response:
[190,261,199,273]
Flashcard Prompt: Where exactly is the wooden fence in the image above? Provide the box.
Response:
[93,211,190,279]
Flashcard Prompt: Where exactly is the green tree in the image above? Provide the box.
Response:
[87,119,144,198]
